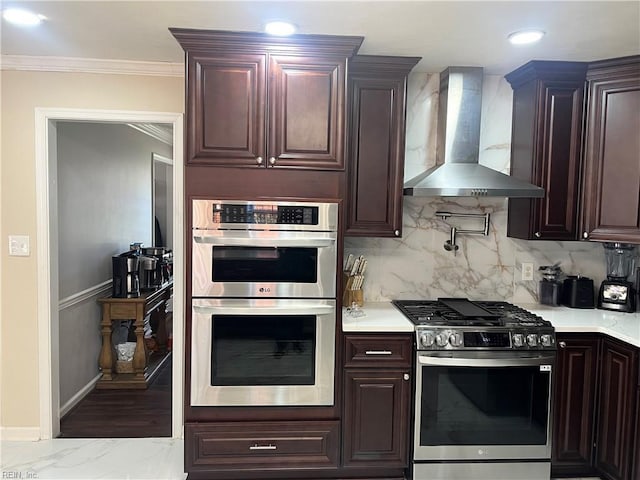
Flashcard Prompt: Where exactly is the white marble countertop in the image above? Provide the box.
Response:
[343,301,640,348]
[342,302,414,333]
[518,303,640,348]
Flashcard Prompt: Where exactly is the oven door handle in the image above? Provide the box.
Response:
[417,354,555,368]
[193,304,335,316]
[193,235,335,248]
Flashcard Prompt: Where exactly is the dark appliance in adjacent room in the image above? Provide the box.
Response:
[190,199,339,407]
[393,298,556,480]
[598,242,637,312]
[111,252,140,298]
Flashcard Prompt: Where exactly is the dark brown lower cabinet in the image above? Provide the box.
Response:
[634,386,640,480]
[342,334,412,471]
[596,338,639,480]
[552,334,599,476]
[552,334,639,480]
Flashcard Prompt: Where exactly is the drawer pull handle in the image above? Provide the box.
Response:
[365,350,393,355]
[249,444,277,451]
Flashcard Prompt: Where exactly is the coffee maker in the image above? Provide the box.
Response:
[112,252,140,298]
[597,243,637,312]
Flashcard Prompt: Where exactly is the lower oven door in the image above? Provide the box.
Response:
[414,351,554,462]
[191,298,335,407]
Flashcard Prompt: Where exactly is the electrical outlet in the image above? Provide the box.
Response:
[522,262,534,281]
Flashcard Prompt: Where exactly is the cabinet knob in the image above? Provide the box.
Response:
[256,156,263,165]
[559,341,567,349]
[403,373,410,381]
[269,157,276,166]
[583,231,589,239]
[394,230,400,237]
[534,232,541,238]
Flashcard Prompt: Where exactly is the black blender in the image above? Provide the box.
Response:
[597,243,637,312]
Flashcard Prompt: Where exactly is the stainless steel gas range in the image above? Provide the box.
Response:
[393,298,556,480]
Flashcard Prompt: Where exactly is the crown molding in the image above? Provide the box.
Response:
[0,55,184,77]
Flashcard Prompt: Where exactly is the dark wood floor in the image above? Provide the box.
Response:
[59,353,172,438]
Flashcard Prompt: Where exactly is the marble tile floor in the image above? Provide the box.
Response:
[1,438,601,480]
[1,438,186,479]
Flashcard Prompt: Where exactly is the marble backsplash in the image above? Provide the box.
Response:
[345,71,609,304]
[345,196,607,304]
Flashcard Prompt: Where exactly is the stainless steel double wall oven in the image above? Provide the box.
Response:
[190,199,338,407]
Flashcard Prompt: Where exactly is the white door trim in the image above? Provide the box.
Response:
[35,108,184,439]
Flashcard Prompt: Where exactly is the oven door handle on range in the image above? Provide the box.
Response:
[193,233,336,248]
[418,354,555,368]
[193,303,335,316]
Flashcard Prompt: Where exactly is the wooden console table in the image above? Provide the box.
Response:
[97,281,173,389]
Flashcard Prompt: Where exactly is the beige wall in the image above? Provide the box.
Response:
[0,69,183,429]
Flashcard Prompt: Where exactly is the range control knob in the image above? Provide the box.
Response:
[512,333,525,347]
[449,332,463,347]
[526,334,539,347]
[419,332,435,348]
[540,334,554,347]
[435,332,449,347]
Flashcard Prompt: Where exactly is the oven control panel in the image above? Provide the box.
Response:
[213,203,319,225]
[416,328,556,350]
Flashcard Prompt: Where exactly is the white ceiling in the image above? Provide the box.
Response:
[1,1,639,74]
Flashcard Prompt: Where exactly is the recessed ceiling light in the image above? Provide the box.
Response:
[2,8,45,26]
[264,21,297,36]
[508,29,545,45]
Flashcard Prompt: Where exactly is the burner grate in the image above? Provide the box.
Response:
[392,298,550,328]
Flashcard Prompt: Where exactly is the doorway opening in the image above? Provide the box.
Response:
[35,109,184,440]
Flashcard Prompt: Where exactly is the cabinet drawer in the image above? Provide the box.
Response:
[186,421,339,472]
[109,303,137,319]
[344,334,413,368]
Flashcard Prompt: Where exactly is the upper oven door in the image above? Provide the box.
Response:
[414,351,555,462]
[192,230,337,298]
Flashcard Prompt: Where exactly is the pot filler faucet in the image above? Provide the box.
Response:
[435,211,490,255]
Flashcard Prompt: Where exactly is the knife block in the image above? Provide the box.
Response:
[342,273,364,307]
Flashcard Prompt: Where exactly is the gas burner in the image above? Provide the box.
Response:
[392,298,555,351]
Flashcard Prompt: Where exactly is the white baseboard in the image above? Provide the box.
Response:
[59,373,102,418]
[0,427,41,441]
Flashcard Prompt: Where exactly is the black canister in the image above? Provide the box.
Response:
[539,280,562,306]
[561,276,595,309]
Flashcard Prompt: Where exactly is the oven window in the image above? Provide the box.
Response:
[419,366,549,446]
[212,246,317,283]
[211,315,316,386]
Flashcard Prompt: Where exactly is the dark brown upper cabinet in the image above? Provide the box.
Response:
[345,55,420,237]
[505,61,588,241]
[171,29,363,170]
[581,56,640,243]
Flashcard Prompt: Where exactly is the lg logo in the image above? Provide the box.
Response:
[259,287,271,293]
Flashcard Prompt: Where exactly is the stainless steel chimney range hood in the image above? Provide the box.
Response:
[403,67,544,198]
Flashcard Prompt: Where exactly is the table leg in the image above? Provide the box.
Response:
[99,304,114,381]
[133,303,147,378]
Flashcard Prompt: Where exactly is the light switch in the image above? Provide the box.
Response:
[9,235,30,256]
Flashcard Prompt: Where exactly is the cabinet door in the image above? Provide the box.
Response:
[552,334,599,476]
[634,386,640,480]
[188,53,266,166]
[345,56,419,237]
[342,369,411,468]
[582,57,640,243]
[595,338,639,480]
[505,61,586,240]
[268,55,345,170]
